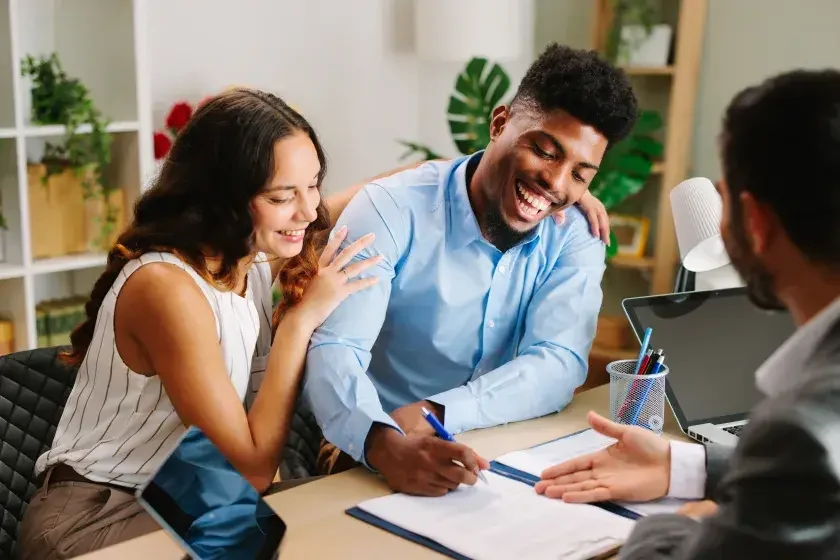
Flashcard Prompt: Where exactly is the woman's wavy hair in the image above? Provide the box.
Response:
[61,88,330,366]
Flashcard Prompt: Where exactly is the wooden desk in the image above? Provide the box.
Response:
[79,385,687,560]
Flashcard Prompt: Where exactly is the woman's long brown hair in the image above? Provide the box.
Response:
[61,88,330,366]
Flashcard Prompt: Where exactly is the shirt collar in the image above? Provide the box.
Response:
[756,294,840,397]
[447,151,542,252]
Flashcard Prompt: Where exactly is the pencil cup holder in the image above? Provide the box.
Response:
[607,359,669,434]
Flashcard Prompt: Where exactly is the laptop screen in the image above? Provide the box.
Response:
[622,287,796,426]
[136,426,286,560]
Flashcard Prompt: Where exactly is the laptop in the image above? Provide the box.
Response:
[622,287,795,446]
[136,426,286,560]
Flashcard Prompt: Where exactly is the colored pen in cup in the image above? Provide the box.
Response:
[633,327,653,375]
[421,407,489,484]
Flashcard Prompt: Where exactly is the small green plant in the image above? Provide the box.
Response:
[396,56,663,258]
[399,57,509,160]
[21,53,115,243]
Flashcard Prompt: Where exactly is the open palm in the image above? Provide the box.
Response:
[534,411,671,503]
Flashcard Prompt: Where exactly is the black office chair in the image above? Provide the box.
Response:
[0,346,78,559]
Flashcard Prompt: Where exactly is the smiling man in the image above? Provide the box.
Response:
[302,43,638,496]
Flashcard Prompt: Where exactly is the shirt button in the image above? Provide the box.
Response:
[488,320,495,328]
[498,265,506,274]
[348,443,355,453]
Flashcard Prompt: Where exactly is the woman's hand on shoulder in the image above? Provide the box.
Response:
[291,226,382,331]
[553,191,611,245]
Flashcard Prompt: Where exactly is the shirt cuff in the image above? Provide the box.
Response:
[666,440,707,499]
[346,405,403,469]
[427,386,479,435]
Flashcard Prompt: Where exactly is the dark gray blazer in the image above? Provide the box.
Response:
[620,317,840,559]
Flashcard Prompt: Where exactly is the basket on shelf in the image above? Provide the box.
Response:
[27,163,124,259]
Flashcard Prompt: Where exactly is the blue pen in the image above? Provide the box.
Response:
[422,407,489,484]
[633,327,653,375]
[630,354,665,426]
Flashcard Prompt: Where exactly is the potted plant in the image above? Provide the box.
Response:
[397,56,663,258]
[605,0,671,67]
[21,53,120,254]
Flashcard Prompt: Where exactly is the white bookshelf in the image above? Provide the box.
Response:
[0,0,152,352]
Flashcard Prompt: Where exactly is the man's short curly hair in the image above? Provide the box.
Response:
[511,43,638,145]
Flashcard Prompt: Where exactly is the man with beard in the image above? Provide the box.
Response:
[534,68,840,559]
[302,43,639,496]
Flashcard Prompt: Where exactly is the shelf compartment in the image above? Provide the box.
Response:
[16,0,139,126]
[0,137,22,266]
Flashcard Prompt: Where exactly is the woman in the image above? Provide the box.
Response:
[17,88,380,559]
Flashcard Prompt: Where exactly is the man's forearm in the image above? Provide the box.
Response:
[303,343,401,465]
[428,345,586,434]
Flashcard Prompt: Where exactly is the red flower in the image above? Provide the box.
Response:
[153,131,172,160]
[166,101,193,133]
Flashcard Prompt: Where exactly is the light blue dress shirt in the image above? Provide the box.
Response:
[303,153,606,463]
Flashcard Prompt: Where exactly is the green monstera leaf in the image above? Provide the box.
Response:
[447,57,511,155]
[590,109,664,211]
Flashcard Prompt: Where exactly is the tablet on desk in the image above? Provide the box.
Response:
[135,426,286,560]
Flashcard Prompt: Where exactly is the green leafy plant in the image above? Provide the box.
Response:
[398,57,509,159]
[605,0,661,64]
[21,53,115,243]
[590,109,664,257]
[396,56,664,259]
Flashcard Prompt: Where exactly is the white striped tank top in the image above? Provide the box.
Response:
[35,251,275,488]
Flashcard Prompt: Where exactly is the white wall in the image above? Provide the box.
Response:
[147,0,420,193]
[690,0,840,180]
[147,0,537,193]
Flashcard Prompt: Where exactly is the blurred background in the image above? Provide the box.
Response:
[0,0,837,373]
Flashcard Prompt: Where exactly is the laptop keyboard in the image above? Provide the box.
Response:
[722,425,743,436]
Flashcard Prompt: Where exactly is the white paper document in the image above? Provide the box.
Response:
[495,429,688,517]
[357,471,633,560]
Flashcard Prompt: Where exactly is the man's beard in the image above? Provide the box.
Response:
[723,216,785,311]
[483,202,526,252]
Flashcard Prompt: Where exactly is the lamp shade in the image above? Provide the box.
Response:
[670,177,731,272]
[415,0,524,61]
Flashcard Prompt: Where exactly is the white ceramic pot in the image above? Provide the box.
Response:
[618,24,673,67]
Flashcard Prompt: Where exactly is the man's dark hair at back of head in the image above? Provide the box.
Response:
[511,43,639,146]
[722,68,840,267]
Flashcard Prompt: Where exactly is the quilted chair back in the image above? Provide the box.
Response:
[0,347,77,559]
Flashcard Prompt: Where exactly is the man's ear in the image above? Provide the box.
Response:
[489,105,509,141]
[740,191,774,257]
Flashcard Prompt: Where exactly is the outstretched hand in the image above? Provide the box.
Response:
[534,411,671,503]
[553,191,610,245]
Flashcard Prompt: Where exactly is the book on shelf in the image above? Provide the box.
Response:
[35,297,87,348]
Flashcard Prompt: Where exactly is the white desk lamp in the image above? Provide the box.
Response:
[670,177,744,290]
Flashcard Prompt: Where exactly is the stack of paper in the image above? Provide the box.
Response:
[356,471,634,560]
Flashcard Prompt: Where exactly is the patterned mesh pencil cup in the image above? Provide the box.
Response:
[607,359,669,434]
